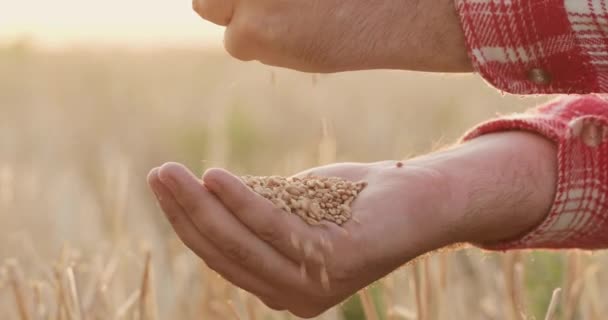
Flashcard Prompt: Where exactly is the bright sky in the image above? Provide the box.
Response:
[0,0,224,48]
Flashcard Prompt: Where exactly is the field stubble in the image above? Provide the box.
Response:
[0,45,606,319]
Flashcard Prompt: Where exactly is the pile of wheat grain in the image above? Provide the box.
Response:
[241,176,366,225]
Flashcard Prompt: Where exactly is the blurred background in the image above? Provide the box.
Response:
[1,1,606,319]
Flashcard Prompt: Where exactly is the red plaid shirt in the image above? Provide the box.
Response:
[463,95,608,250]
[456,0,608,94]
[456,1,608,250]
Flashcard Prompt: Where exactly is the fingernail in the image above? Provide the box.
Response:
[154,190,163,202]
[149,184,163,201]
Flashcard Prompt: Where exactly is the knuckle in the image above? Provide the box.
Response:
[163,209,181,226]
[225,15,276,61]
[224,242,252,264]
[260,298,285,311]
[192,0,231,26]
[192,0,210,17]
[230,192,253,215]
[291,306,326,319]
[192,1,212,21]
[202,258,220,273]
[327,261,358,284]
[181,236,207,261]
[224,25,256,61]
[197,251,224,274]
[257,217,283,245]
[258,228,278,244]
[181,198,203,218]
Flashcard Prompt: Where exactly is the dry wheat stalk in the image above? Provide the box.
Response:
[242,175,366,225]
[83,255,118,318]
[544,288,562,320]
[245,294,258,320]
[138,252,158,320]
[7,260,31,320]
[423,259,435,320]
[388,306,417,320]
[502,253,526,320]
[32,281,47,320]
[53,266,69,320]
[66,266,83,320]
[563,252,584,320]
[226,300,242,320]
[115,289,141,319]
[360,288,380,320]
[411,265,424,320]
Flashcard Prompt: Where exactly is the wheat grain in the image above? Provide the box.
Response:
[242,175,366,225]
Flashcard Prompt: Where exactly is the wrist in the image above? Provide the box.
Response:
[421,132,557,246]
[324,0,471,72]
[382,0,472,72]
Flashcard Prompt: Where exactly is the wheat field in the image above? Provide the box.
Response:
[1,43,607,320]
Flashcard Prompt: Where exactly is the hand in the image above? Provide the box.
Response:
[147,160,457,317]
[147,132,557,318]
[192,0,472,73]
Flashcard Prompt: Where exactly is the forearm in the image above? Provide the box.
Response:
[195,0,472,73]
[417,132,558,245]
[352,0,471,72]
[418,96,608,250]
[398,0,471,72]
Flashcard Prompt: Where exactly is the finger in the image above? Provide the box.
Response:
[157,163,309,290]
[147,168,278,299]
[193,0,234,26]
[203,168,325,263]
[203,168,341,294]
[258,296,287,312]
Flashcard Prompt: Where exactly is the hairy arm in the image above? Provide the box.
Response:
[416,131,557,246]
[147,131,558,317]
[193,0,471,73]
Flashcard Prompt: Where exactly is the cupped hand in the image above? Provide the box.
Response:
[147,161,457,318]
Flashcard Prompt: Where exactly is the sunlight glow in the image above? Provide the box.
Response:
[0,0,224,47]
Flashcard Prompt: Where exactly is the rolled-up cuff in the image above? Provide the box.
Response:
[462,96,608,250]
[456,0,601,94]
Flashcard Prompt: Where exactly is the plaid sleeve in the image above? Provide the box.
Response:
[463,95,608,250]
[455,0,608,94]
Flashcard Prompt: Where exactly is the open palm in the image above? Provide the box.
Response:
[147,161,456,318]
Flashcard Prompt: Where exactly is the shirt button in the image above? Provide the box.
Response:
[568,117,607,148]
[527,68,552,85]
